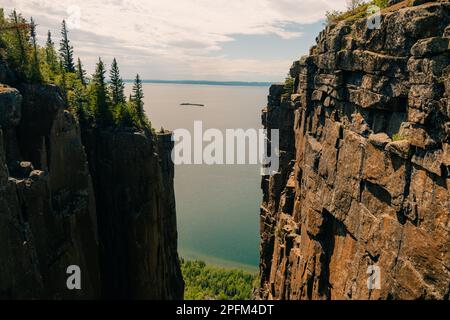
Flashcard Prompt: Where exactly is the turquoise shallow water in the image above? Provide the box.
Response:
[125,83,268,270]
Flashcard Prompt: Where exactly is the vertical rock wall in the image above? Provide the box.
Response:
[0,67,183,298]
[0,84,100,298]
[82,129,183,299]
[259,1,449,300]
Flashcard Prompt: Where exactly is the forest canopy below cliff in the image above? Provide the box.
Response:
[181,259,257,300]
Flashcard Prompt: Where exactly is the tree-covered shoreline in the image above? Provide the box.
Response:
[181,259,257,300]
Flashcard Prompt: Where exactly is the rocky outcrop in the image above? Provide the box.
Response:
[258,1,449,300]
[0,83,100,299]
[82,129,183,299]
[0,65,183,299]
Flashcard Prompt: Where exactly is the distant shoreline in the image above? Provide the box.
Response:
[179,248,258,273]
[123,79,272,87]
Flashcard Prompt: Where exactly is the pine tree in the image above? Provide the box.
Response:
[29,17,41,82]
[10,10,28,73]
[45,30,58,72]
[92,57,111,126]
[59,61,68,104]
[76,57,87,87]
[59,20,75,72]
[0,9,5,49]
[109,58,125,106]
[0,8,5,24]
[116,103,134,128]
[131,73,145,125]
[73,81,87,124]
[122,105,134,127]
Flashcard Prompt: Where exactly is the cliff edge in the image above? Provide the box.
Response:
[258,0,449,299]
[0,62,183,299]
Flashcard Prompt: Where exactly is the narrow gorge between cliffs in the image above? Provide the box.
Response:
[132,83,268,271]
[0,0,449,302]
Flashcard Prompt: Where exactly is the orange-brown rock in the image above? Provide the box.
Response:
[258,1,449,300]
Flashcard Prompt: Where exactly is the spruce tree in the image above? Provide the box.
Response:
[29,17,41,82]
[59,61,68,104]
[76,57,87,87]
[121,104,134,127]
[131,74,145,125]
[59,20,75,72]
[73,81,87,124]
[0,9,5,48]
[109,58,125,106]
[92,57,111,126]
[45,31,58,72]
[10,10,28,73]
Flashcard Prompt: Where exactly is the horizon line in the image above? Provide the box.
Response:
[122,79,274,87]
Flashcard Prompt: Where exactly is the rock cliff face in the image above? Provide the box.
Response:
[82,129,183,299]
[0,83,101,299]
[0,65,183,299]
[258,1,449,300]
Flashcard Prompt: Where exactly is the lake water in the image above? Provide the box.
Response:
[125,83,268,272]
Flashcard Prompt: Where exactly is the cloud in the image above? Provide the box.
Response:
[3,0,348,80]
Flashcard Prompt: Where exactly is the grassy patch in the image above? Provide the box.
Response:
[326,0,391,25]
[181,259,258,300]
[327,3,371,24]
[281,75,294,100]
[373,0,389,8]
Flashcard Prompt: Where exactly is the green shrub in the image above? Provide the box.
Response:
[325,10,344,25]
[392,133,405,141]
[373,0,389,8]
[282,75,294,100]
[325,0,391,25]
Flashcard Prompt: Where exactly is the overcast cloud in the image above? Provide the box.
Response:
[3,0,347,81]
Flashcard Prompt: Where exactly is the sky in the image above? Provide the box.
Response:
[3,0,348,82]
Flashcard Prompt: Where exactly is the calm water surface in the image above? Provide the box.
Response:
[125,83,268,271]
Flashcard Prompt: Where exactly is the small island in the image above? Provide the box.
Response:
[180,103,205,107]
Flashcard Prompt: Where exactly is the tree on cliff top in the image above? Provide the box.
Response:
[76,57,87,87]
[58,61,68,104]
[130,73,147,128]
[109,58,134,127]
[92,57,112,126]
[72,77,89,124]
[29,17,41,82]
[2,10,30,78]
[59,20,75,72]
[1,11,153,132]
[45,30,58,72]
[11,10,28,66]
[109,58,126,105]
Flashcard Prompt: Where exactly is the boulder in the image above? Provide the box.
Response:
[0,85,22,128]
[0,60,17,84]
[369,132,392,148]
[385,140,411,159]
[411,37,449,57]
